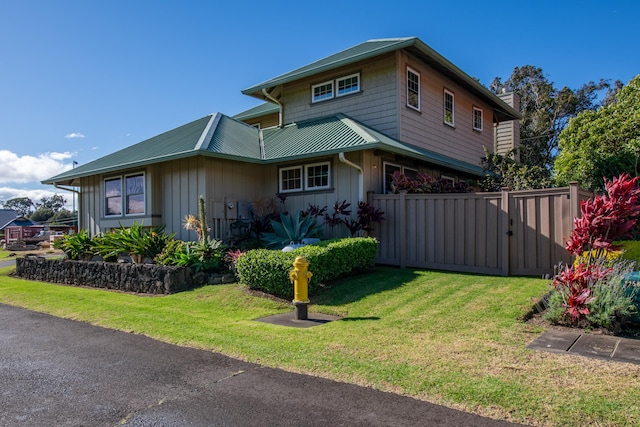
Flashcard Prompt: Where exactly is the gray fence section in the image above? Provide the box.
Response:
[369,184,592,276]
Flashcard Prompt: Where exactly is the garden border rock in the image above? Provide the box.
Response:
[15,256,235,294]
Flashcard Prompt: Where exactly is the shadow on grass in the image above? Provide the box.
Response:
[313,266,421,306]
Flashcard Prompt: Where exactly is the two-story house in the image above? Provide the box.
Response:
[43,37,520,240]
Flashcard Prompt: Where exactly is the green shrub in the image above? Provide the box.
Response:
[236,237,378,299]
[154,238,226,272]
[95,223,173,261]
[53,230,95,260]
[261,210,324,249]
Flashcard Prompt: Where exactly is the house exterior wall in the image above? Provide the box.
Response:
[495,92,521,159]
[281,53,399,138]
[242,112,279,129]
[397,51,495,167]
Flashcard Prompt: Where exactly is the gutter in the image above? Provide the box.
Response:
[262,88,283,128]
[339,152,363,202]
[54,184,81,230]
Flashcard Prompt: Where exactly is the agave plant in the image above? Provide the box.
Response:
[261,211,323,249]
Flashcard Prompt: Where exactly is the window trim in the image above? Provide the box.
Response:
[304,161,331,191]
[279,165,303,193]
[104,172,146,217]
[406,67,421,111]
[336,73,360,97]
[444,89,455,127]
[311,80,334,103]
[473,106,483,131]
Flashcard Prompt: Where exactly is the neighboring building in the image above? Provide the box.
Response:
[43,37,521,241]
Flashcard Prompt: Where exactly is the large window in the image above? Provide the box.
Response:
[444,89,455,126]
[279,161,331,193]
[473,107,483,131]
[407,67,420,110]
[104,173,145,217]
[311,73,360,103]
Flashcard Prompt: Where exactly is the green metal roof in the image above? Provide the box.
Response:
[232,102,279,121]
[242,37,521,122]
[43,112,487,186]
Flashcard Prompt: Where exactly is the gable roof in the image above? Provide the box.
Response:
[233,103,279,121]
[43,112,486,186]
[242,37,520,122]
[0,209,19,230]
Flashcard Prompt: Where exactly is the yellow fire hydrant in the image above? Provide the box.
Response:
[289,255,312,320]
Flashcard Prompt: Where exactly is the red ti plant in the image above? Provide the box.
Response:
[565,173,640,259]
[553,174,640,325]
[553,262,610,323]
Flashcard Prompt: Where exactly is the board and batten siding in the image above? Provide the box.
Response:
[282,52,399,138]
[398,51,494,168]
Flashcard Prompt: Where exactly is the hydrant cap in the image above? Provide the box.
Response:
[293,255,309,267]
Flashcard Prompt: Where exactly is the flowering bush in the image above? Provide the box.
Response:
[548,174,640,328]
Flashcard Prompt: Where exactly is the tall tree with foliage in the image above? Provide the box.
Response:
[1,197,34,216]
[554,75,640,190]
[490,66,616,174]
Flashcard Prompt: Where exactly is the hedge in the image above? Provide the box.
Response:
[235,237,378,299]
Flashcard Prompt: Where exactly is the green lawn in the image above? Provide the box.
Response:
[1,265,639,426]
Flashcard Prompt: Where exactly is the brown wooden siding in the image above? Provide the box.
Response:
[398,51,495,167]
[282,53,399,138]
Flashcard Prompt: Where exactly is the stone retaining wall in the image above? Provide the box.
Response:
[15,257,235,294]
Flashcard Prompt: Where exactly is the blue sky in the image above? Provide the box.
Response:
[1,0,638,208]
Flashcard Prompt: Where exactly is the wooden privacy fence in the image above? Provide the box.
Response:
[368,183,593,276]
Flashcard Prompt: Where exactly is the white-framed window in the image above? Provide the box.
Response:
[473,107,483,131]
[440,175,455,184]
[279,162,331,193]
[444,89,454,126]
[312,80,334,103]
[407,67,420,110]
[305,162,330,190]
[279,166,303,193]
[104,172,146,217]
[384,162,422,193]
[337,73,360,97]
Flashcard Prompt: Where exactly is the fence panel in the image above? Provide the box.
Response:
[370,184,589,276]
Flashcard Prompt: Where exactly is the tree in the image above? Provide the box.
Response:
[490,66,615,172]
[1,197,34,216]
[554,75,640,190]
[30,194,69,223]
[480,149,552,191]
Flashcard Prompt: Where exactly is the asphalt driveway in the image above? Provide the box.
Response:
[0,304,525,426]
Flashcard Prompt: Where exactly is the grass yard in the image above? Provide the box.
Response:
[0,265,639,426]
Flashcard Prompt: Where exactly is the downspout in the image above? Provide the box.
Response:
[339,152,363,202]
[262,88,283,128]
[54,184,81,231]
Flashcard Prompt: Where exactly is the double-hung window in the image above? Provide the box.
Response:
[444,89,455,126]
[473,107,483,131]
[407,67,420,110]
[279,161,331,193]
[104,173,145,217]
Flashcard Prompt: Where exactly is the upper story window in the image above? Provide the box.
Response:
[105,172,145,217]
[312,73,360,103]
[312,80,334,103]
[473,107,483,131]
[444,89,455,126]
[279,161,331,193]
[337,73,360,97]
[407,67,420,111]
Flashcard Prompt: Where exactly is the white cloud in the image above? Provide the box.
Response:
[0,150,75,184]
[65,132,85,139]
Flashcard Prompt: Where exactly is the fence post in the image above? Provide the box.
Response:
[569,182,580,225]
[501,187,510,277]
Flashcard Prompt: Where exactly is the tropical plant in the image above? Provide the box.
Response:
[53,229,95,260]
[155,238,226,272]
[96,223,173,262]
[261,211,324,249]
